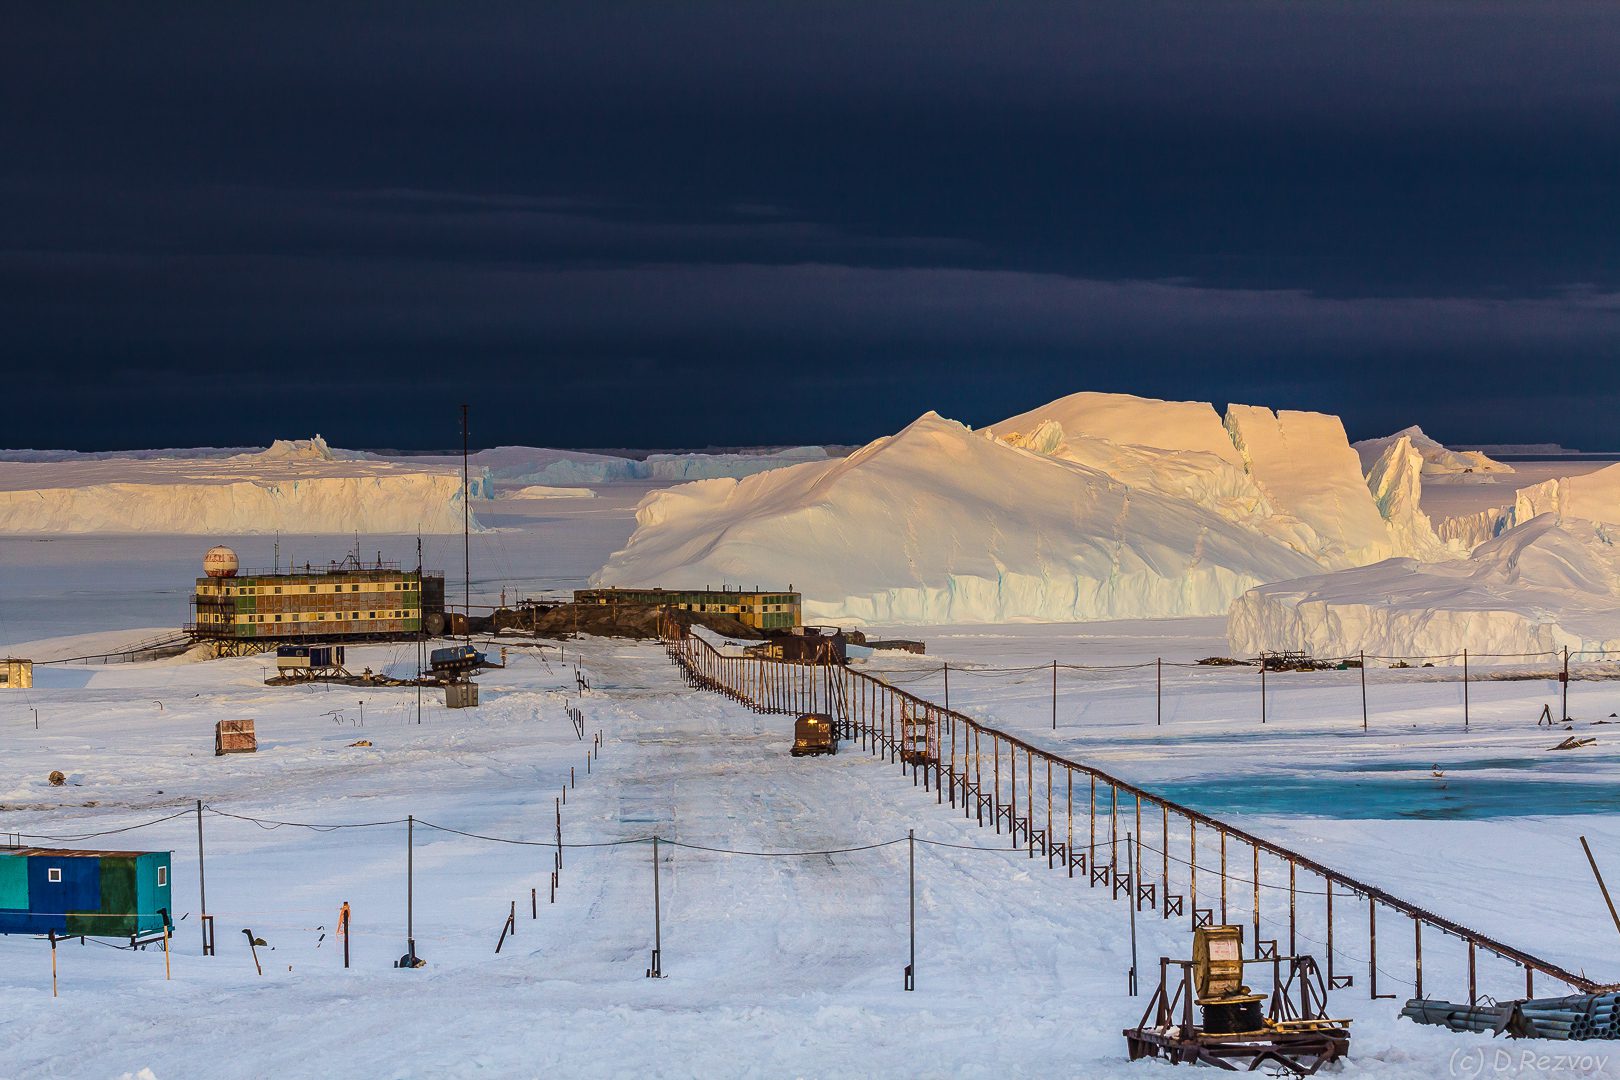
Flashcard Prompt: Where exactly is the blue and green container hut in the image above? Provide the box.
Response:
[0,848,173,940]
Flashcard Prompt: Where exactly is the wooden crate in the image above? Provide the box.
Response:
[215,719,257,756]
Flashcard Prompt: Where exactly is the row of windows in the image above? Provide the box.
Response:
[45,866,168,886]
[199,580,420,597]
[233,609,415,624]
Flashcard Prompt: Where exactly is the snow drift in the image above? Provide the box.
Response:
[1228,514,1620,658]
[595,411,1323,624]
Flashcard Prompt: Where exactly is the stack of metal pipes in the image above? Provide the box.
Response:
[1403,992,1620,1041]
[1515,992,1620,1041]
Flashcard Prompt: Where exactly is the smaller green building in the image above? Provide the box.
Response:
[0,847,173,940]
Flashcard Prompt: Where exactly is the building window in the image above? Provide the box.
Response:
[157,866,168,887]
[274,614,282,622]
[48,868,62,883]
[274,587,282,594]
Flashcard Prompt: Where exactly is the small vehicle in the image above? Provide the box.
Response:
[791,713,838,757]
[430,644,487,675]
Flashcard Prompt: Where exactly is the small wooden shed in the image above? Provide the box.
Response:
[0,848,172,939]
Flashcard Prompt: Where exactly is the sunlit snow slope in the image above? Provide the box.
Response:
[596,412,1322,624]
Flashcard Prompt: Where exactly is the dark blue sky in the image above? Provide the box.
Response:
[4,3,1618,450]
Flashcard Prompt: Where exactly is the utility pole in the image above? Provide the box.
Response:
[1127,831,1138,995]
[1051,660,1057,731]
[648,836,663,978]
[405,815,416,968]
[905,828,916,991]
[1360,651,1367,732]
[1562,645,1570,721]
[461,404,471,639]
[196,800,208,955]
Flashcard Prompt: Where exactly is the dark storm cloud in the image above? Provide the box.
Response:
[3,2,1618,450]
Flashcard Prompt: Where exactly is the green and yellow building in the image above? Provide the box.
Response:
[573,587,801,630]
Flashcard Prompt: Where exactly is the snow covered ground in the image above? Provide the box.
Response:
[4,428,1620,1076]
[3,630,1619,1078]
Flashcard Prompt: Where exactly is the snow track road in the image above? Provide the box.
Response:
[0,640,1601,1078]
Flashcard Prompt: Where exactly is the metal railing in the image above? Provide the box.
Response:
[663,627,1613,1002]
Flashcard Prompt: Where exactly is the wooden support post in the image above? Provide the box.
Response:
[1219,830,1228,924]
[1047,759,1055,868]
[1110,784,1119,873]
[1288,859,1297,956]
[1134,794,1143,905]
[1156,657,1162,726]
[1369,899,1378,1000]
[1326,879,1335,988]
[1161,803,1170,918]
[1468,941,1477,1005]
[1463,648,1469,729]
[1188,818,1197,928]
[1026,750,1035,858]
[1260,662,1267,724]
[993,737,1002,834]
[1066,768,1074,878]
[1089,774,1097,881]
[1052,659,1057,731]
[1253,843,1261,956]
[1414,918,1424,999]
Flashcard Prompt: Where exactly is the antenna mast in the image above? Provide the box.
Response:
[461,403,470,640]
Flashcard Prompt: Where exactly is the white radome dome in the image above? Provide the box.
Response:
[204,545,240,578]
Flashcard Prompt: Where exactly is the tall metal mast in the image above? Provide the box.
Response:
[461,403,470,639]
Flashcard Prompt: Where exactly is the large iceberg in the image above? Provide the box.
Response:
[0,440,478,535]
[1228,514,1620,658]
[595,411,1324,624]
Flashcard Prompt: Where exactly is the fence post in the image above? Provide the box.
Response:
[1463,648,1470,730]
[905,828,916,991]
[196,799,209,956]
[647,836,663,978]
[1127,831,1138,996]
[1360,651,1367,731]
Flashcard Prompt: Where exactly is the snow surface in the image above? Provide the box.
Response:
[5,466,1620,1077]
[1229,514,1620,657]
[1354,426,1514,476]
[596,411,1325,624]
[4,631,1619,1079]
